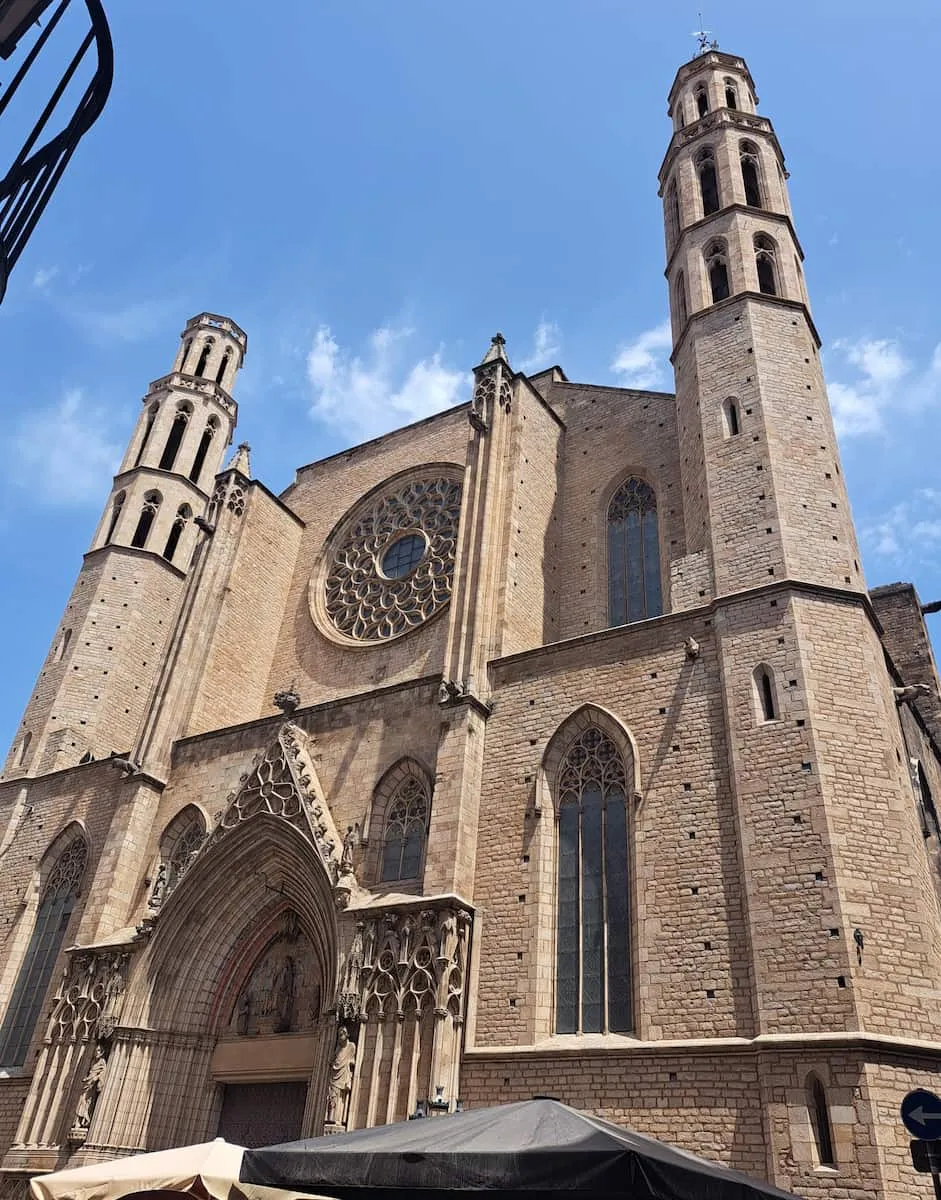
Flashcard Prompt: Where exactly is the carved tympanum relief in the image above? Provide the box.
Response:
[313,474,463,644]
[227,915,323,1038]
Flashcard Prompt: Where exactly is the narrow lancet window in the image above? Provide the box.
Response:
[555,725,631,1035]
[0,835,87,1066]
[16,731,32,767]
[755,233,778,295]
[54,629,72,663]
[696,146,720,215]
[188,418,217,485]
[131,492,161,550]
[162,505,190,563]
[695,84,709,117]
[135,402,159,467]
[675,271,688,329]
[105,491,125,544]
[725,80,738,109]
[741,141,762,207]
[215,350,231,385]
[808,1075,836,1167]
[180,338,192,372]
[705,239,730,303]
[380,776,430,883]
[723,397,740,437]
[159,407,190,472]
[194,340,213,378]
[755,665,778,722]
[608,478,662,626]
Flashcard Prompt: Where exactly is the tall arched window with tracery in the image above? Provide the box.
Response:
[156,806,206,902]
[607,478,662,626]
[0,834,87,1066]
[380,776,429,884]
[555,726,631,1035]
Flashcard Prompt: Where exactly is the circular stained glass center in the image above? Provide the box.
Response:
[381,533,427,579]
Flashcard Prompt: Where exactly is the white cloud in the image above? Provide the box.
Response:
[307,325,467,440]
[861,490,941,565]
[518,320,561,373]
[610,320,672,389]
[32,265,59,290]
[11,389,122,506]
[827,337,941,437]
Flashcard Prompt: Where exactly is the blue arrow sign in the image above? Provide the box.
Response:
[901,1089,941,1140]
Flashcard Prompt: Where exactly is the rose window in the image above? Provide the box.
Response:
[319,475,462,643]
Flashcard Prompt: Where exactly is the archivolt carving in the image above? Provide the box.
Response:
[206,723,349,895]
[320,475,462,643]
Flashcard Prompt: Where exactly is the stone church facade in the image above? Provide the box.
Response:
[1,46,941,1200]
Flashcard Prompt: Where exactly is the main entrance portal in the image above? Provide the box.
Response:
[216,1082,308,1147]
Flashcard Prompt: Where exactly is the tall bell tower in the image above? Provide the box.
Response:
[661,48,862,601]
[2,314,246,779]
[660,47,941,1063]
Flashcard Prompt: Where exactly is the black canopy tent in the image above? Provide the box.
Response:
[241,1099,802,1200]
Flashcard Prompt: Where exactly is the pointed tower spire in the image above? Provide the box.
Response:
[225,442,251,477]
[478,332,509,367]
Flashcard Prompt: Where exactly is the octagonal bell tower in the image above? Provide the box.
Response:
[2,314,246,779]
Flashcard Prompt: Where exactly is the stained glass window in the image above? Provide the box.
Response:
[0,836,87,1067]
[607,479,662,627]
[555,728,632,1034]
[162,807,206,893]
[381,534,426,580]
[380,777,429,883]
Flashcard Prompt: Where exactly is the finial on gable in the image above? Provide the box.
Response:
[479,332,509,367]
[225,442,251,477]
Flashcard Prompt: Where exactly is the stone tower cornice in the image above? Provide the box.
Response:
[659,109,784,187]
[182,311,247,355]
[662,204,805,278]
[144,371,237,418]
[669,290,822,361]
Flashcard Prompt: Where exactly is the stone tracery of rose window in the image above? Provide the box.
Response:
[321,475,462,643]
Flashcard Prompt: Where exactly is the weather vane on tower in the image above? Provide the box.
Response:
[692,13,719,54]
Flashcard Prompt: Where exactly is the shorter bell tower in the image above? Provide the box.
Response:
[2,314,246,779]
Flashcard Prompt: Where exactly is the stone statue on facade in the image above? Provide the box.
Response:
[69,1043,107,1142]
[325,1025,356,1128]
[147,862,167,910]
[272,954,296,1033]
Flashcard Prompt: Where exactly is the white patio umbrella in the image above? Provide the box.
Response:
[30,1138,311,1200]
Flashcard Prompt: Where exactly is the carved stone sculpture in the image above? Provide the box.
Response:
[273,954,296,1034]
[69,1043,107,1143]
[325,1025,357,1128]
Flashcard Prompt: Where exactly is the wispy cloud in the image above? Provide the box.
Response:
[827,337,941,437]
[610,320,672,389]
[307,325,468,440]
[518,320,561,373]
[11,389,122,506]
[32,265,59,290]
[861,489,941,564]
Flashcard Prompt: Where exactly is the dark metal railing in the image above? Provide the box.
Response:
[0,0,113,302]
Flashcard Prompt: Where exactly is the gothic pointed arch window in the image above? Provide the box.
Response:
[0,833,87,1066]
[607,478,662,626]
[705,238,730,303]
[131,491,161,550]
[180,338,193,372]
[674,270,688,329]
[754,663,779,722]
[696,146,720,215]
[665,178,681,252]
[725,78,739,109]
[555,725,631,1035]
[740,140,762,208]
[694,83,709,118]
[194,339,213,378]
[16,730,32,767]
[105,490,125,544]
[189,416,219,486]
[215,349,232,386]
[159,403,192,472]
[754,233,778,296]
[152,806,206,906]
[162,504,191,564]
[378,770,430,885]
[135,401,159,467]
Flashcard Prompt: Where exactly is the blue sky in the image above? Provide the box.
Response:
[1,0,939,751]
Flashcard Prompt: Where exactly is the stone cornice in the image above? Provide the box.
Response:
[670,291,822,360]
[465,1028,941,1063]
[659,107,783,186]
[144,371,237,417]
[82,541,187,581]
[663,204,805,277]
[667,50,759,109]
[110,464,210,505]
[488,578,878,682]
